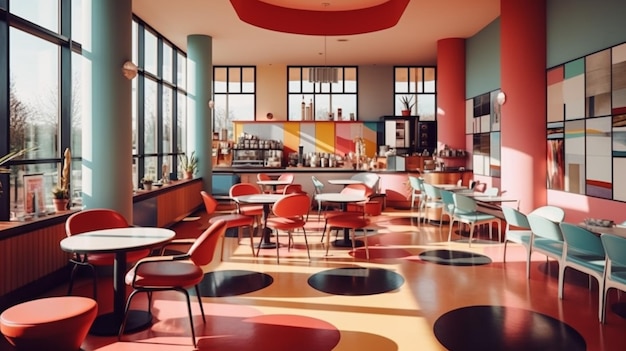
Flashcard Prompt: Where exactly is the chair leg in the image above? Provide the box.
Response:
[118,289,141,339]
[324,227,332,256]
[179,288,198,348]
[362,228,370,260]
[503,241,509,263]
[468,224,475,247]
[302,228,311,260]
[275,230,280,264]
[67,264,79,296]
[249,225,256,256]
[194,285,206,323]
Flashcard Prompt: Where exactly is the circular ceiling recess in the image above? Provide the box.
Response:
[229,0,410,36]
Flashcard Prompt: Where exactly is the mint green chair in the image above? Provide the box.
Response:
[559,222,605,321]
[449,193,501,246]
[422,183,443,226]
[527,213,564,279]
[600,234,626,323]
[408,176,426,226]
[501,205,531,263]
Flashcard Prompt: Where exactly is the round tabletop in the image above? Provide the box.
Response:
[60,227,175,254]
[234,194,284,204]
[315,193,367,203]
[327,179,363,185]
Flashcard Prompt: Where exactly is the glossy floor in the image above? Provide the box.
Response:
[3,209,626,350]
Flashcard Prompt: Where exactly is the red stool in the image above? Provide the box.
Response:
[0,296,97,351]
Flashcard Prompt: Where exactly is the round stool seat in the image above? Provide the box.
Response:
[1,296,97,351]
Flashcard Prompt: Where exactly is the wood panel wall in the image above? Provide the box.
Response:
[156,180,203,227]
[0,221,67,297]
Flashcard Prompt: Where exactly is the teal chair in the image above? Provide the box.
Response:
[558,222,605,321]
[526,213,564,279]
[408,176,427,226]
[421,183,443,226]
[449,193,501,246]
[501,205,531,263]
[439,189,456,229]
[600,234,626,323]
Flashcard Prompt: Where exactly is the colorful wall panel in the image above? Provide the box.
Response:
[547,42,626,202]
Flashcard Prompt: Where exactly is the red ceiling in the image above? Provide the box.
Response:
[229,0,410,36]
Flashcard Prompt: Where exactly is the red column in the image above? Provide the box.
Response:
[437,38,466,151]
[500,0,547,213]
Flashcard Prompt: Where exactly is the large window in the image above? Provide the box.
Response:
[394,67,437,120]
[213,66,256,141]
[287,66,357,121]
[0,4,188,220]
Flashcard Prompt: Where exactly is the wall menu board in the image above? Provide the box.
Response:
[546,42,626,202]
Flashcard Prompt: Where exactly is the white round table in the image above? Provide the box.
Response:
[60,227,175,336]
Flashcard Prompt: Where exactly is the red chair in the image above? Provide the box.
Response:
[257,173,272,193]
[282,183,305,195]
[265,193,311,263]
[320,183,371,241]
[65,209,151,299]
[201,190,256,259]
[229,183,264,220]
[324,200,381,260]
[275,173,294,193]
[119,220,228,348]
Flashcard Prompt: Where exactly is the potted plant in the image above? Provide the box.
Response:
[179,151,198,180]
[400,95,415,116]
[51,185,69,212]
[141,176,155,191]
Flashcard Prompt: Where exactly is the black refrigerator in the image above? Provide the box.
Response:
[378,116,437,155]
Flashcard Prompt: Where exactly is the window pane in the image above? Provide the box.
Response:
[214,67,227,93]
[229,95,254,121]
[424,68,436,93]
[177,52,186,88]
[395,67,409,93]
[331,94,356,121]
[71,0,91,50]
[288,67,301,93]
[9,28,59,159]
[242,67,255,93]
[132,21,138,66]
[162,42,173,83]
[177,91,186,152]
[228,67,241,92]
[144,30,157,75]
[9,163,58,216]
[417,94,436,121]
[10,0,59,33]
[162,86,173,153]
[144,79,157,154]
[132,77,138,155]
[71,52,90,158]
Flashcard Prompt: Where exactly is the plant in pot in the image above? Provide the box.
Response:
[179,151,198,180]
[400,95,415,116]
[141,176,155,191]
[51,185,69,212]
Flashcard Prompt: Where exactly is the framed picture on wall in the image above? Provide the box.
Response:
[23,173,45,215]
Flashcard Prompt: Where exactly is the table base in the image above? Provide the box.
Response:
[89,310,152,336]
[258,242,277,249]
[333,238,364,248]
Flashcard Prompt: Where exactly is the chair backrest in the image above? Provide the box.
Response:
[559,222,605,257]
[341,183,371,197]
[501,206,530,229]
[66,208,129,237]
[351,172,380,192]
[229,183,261,197]
[484,187,499,196]
[473,182,486,193]
[452,193,477,213]
[527,213,564,241]
[257,173,271,181]
[601,234,626,268]
[283,183,305,195]
[272,193,310,218]
[440,190,455,212]
[422,183,441,200]
[277,173,294,183]
[529,205,565,223]
[408,175,421,192]
[188,219,228,266]
[200,190,218,216]
[311,176,324,194]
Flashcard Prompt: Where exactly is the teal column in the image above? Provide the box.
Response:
[82,0,133,220]
[187,35,213,192]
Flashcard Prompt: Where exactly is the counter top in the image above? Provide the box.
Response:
[213,167,472,174]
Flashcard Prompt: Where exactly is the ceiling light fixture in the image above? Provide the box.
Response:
[308,3,338,84]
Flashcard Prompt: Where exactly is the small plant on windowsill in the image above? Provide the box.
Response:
[52,186,69,212]
[400,95,415,116]
[141,176,155,191]
[179,151,198,180]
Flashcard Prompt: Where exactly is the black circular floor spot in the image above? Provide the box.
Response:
[197,270,273,297]
[419,249,492,266]
[308,267,404,296]
[434,305,586,351]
